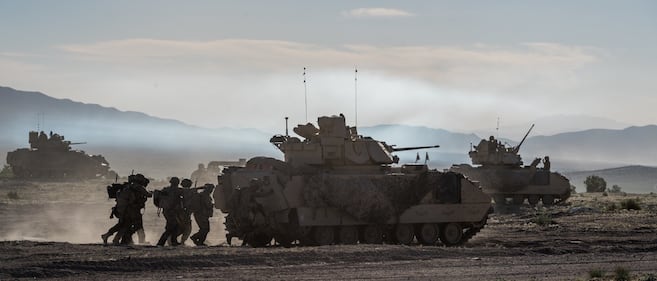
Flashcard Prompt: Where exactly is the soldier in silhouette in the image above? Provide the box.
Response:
[178,178,194,244]
[157,177,183,246]
[102,174,150,245]
[190,184,215,246]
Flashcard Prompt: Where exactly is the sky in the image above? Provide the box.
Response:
[1,0,656,132]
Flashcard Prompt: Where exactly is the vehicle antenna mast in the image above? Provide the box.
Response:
[303,67,308,123]
[496,117,500,139]
[354,66,358,128]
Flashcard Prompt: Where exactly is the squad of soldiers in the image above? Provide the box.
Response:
[103,174,215,246]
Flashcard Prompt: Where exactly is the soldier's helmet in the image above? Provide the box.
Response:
[128,174,137,183]
[181,178,193,188]
[135,173,150,187]
[198,163,205,169]
[169,177,180,186]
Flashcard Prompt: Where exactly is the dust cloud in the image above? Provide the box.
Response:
[0,180,227,245]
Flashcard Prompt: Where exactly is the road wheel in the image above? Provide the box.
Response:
[312,226,335,246]
[493,195,506,205]
[528,195,540,205]
[361,225,383,244]
[393,224,414,245]
[338,226,359,245]
[417,223,439,246]
[440,223,464,246]
[542,195,555,206]
[512,195,525,205]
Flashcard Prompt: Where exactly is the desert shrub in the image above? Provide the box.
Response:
[640,273,657,281]
[589,268,605,278]
[606,203,618,212]
[610,185,622,193]
[532,212,553,226]
[620,199,641,210]
[603,191,609,196]
[570,185,577,194]
[614,266,630,281]
[0,165,13,179]
[7,191,19,199]
[585,175,607,192]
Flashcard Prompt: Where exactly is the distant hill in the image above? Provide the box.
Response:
[0,86,277,178]
[564,165,657,194]
[474,115,630,138]
[2,85,657,179]
[522,126,657,171]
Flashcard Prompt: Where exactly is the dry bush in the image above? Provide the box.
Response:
[614,266,630,281]
[620,199,641,210]
[6,191,19,200]
[606,202,618,212]
[589,268,605,278]
[531,211,553,226]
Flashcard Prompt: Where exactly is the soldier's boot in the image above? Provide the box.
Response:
[101,233,110,245]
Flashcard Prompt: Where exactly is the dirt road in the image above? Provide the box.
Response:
[1,181,657,280]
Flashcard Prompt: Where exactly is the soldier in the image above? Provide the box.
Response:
[543,156,551,171]
[191,163,206,183]
[126,174,151,244]
[102,174,150,245]
[178,178,194,244]
[190,184,215,246]
[156,177,184,246]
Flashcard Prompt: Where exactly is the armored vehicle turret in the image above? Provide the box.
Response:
[6,131,114,180]
[215,114,491,247]
[269,114,440,169]
[450,125,571,206]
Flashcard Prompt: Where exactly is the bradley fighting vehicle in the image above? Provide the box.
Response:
[214,114,492,247]
[450,125,571,206]
[6,131,113,179]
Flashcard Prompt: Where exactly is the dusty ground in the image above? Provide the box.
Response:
[1,180,657,280]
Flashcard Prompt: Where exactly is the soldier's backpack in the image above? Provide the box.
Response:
[153,189,164,208]
[107,183,125,199]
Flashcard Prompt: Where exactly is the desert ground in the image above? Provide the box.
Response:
[1,180,657,280]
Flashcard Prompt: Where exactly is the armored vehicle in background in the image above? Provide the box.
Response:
[450,125,571,206]
[6,131,113,180]
[214,114,492,247]
[190,159,247,185]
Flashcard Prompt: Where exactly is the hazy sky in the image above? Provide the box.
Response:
[1,1,656,132]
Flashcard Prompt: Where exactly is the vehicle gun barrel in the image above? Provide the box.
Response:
[69,142,87,145]
[512,124,534,153]
[392,145,440,152]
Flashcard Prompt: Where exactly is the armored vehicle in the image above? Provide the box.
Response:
[450,125,571,206]
[6,131,113,179]
[214,114,492,247]
[190,159,247,185]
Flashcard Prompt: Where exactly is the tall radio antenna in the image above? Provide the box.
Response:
[303,67,308,123]
[354,66,358,127]
[36,112,44,131]
[496,117,500,139]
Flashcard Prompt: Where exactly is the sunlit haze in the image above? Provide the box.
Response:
[1,1,656,132]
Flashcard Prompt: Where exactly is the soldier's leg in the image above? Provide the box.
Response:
[137,228,146,244]
[102,221,122,245]
[192,213,210,245]
[158,212,177,246]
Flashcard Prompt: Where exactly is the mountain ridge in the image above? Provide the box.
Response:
[2,85,657,181]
